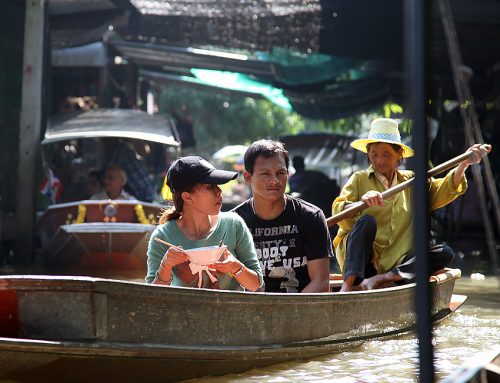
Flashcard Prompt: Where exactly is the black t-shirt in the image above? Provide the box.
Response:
[233,195,333,293]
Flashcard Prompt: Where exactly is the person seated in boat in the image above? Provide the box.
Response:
[233,140,333,293]
[86,169,103,199]
[102,138,156,202]
[146,156,263,291]
[90,165,137,200]
[289,155,338,218]
[332,118,491,292]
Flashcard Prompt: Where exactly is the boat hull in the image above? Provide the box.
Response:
[37,200,162,276]
[44,222,154,274]
[0,270,463,382]
[0,337,365,383]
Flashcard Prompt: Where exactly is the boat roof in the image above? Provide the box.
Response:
[279,132,366,185]
[43,108,180,146]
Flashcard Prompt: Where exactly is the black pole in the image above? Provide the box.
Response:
[404,0,434,382]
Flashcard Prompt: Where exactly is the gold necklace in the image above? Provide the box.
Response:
[251,196,286,217]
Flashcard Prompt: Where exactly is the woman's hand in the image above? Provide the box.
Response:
[155,247,189,285]
[208,249,262,291]
[207,249,243,274]
[454,144,491,188]
[161,247,189,270]
[463,144,491,165]
[361,190,384,207]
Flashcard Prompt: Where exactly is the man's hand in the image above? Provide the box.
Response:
[302,258,330,293]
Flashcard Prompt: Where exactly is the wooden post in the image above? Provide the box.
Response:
[15,0,45,263]
[438,0,499,275]
[97,38,112,108]
[405,0,435,382]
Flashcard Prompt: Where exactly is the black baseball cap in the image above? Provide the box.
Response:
[167,156,238,193]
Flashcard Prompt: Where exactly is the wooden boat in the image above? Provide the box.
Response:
[442,346,500,383]
[37,200,163,275]
[0,269,465,383]
[37,108,180,277]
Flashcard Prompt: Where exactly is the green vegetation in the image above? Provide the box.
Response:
[159,87,299,156]
[159,86,405,156]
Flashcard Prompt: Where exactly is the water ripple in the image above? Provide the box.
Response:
[186,278,499,383]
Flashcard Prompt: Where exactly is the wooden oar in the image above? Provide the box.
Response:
[326,144,491,227]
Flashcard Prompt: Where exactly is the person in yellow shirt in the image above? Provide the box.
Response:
[332,118,491,292]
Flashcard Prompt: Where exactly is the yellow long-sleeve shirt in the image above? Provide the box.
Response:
[332,165,467,274]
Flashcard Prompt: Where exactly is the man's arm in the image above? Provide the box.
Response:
[301,258,330,293]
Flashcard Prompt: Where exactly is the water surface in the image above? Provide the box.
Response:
[185,277,499,383]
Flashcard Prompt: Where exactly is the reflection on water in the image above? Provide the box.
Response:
[185,278,499,383]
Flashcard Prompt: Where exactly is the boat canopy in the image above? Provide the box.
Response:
[279,133,366,186]
[43,108,180,146]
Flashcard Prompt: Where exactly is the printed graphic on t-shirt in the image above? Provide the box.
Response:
[249,224,308,293]
[233,196,332,293]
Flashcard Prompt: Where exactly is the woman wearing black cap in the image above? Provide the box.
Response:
[145,156,263,291]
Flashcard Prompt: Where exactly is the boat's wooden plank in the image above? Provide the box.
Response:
[17,291,104,340]
[43,200,163,211]
[0,272,459,347]
[0,290,20,337]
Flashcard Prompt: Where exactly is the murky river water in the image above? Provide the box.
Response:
[183,277,499,383]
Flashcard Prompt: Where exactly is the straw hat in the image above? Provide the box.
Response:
[350,118,414,158]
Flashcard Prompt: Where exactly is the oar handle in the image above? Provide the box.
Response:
[325,179,414,226]
[326,144,490,227]
[426,144,490,177]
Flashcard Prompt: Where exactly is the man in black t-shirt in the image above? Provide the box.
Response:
[232,140,333,293]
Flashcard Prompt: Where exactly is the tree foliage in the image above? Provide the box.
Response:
[159,87,303,156]
[158,86,406,156]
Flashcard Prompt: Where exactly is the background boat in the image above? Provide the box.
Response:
[441,346,500,383]
[37,200,163,275]
[279,132,367,187]
[0,269,464,383]
[36,108,180,277]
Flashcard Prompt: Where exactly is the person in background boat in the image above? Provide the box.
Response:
[332,118,491,292]
[39,167,63,204]
[146,156,263,291]
[289,155,339,218]
[233,140,333,293]
[90,165,136,200]
[102,138,156,202]
[86,169,103,199]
